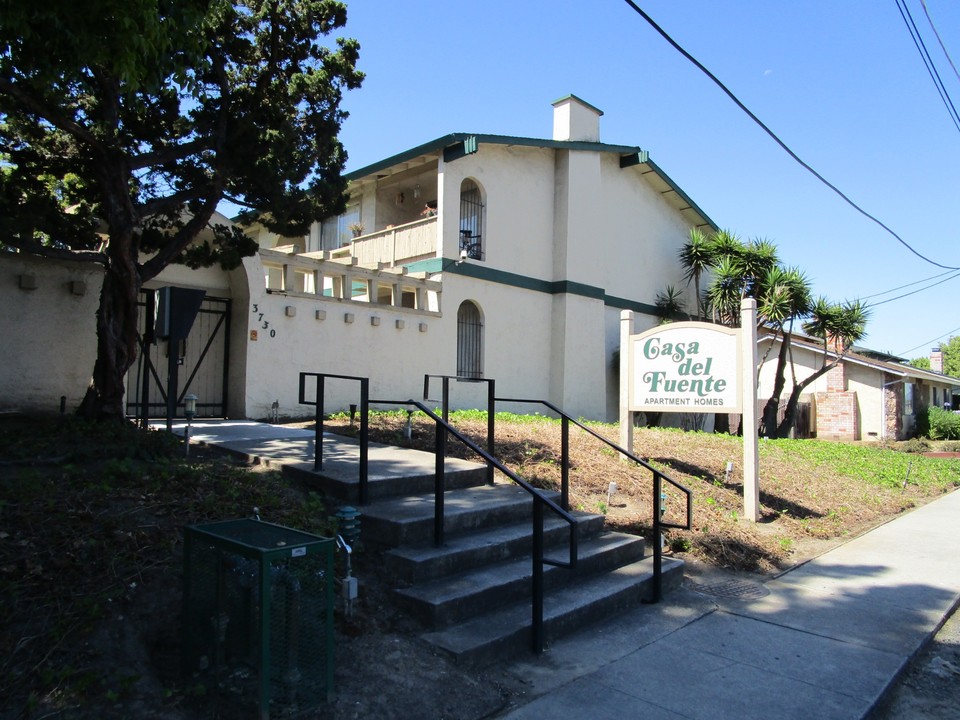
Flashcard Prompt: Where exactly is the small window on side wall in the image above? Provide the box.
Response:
[457,301,483,379]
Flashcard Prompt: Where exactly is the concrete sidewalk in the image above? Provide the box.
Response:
[163,420,960,719]
[499,487,960,720]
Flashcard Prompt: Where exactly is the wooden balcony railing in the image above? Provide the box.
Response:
[329,216,437,268]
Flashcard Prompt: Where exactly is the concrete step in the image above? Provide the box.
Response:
[383,512,608,584]
[421,555,685,669]
[360,483,561,549]
[393,531,647,629]
[288,454,489,503]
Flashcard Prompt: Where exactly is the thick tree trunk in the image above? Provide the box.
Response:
[777,385,805,438]
[78,242,140,421]
[776,359,839,438]
[761,337,791,437]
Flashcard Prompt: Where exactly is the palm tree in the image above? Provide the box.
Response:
[655,284,685,323]
[709,229,744,262]
[740,238,780,299]
[756,266,813,436]
[704,254,744,326]
[678,228,714,319]
[803,298,870,354]
[687,228,871,438]
[701,232,781,326]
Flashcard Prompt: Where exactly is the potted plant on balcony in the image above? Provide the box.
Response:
[348,222,365,238]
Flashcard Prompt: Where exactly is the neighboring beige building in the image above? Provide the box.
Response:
[757,334,960,442]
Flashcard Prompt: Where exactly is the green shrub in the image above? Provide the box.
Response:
[669,536,692,553]
[926,406,960,440]
[899,437,931,454]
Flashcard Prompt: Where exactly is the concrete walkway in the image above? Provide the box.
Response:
[157,418,482,486]
[164,420,960,719]
[499,487,960,720]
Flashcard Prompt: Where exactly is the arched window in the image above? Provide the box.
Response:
[459,179,484,260]
[457,301,483,379]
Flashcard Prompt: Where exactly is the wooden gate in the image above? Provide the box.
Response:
[126,293,231,419]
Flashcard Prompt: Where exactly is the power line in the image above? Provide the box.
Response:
[920,0,960,85]
[898,324,960,357]
[894,0,960,133]
[869,270,960,306]
[620,0,960,271]
[860,269,957,300]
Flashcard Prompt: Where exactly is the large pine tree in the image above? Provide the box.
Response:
[0,0,363,419]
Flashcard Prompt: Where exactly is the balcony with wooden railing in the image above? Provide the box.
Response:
[329,216,437,268]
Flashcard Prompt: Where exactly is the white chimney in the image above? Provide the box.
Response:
[552,94,603,142]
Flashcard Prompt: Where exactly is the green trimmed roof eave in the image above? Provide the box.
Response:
[344,133,717,232]
[344,133,641,180]
[638,156,718,232]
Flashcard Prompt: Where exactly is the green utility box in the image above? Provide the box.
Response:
[182,519,334,719]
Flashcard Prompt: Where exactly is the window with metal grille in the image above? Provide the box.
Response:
[459,179,484,260]
[457,301,483,379]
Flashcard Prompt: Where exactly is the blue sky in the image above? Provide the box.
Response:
[331,0,960,361]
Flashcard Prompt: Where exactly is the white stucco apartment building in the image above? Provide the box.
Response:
[4,94,956,439]
[239,94,715,420]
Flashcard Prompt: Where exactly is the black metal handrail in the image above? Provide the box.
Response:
[298,373,370,504]
[375,398,577,655]
[423,374,496,485]
[497,398,693,603]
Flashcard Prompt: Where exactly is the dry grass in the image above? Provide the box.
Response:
[2,413,959,718]
[322,411,960,574]
[0,417,332,718]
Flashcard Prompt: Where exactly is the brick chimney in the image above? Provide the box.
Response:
[930,346,943,373]
[826,362,847,392]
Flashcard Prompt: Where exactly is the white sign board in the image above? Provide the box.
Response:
[629,322,741,413]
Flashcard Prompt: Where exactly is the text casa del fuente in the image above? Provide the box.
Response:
[638,338,728,407]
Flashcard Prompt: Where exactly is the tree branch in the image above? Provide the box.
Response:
[138,187,209,218]
[220,192,259,210]
[131,138,212,171]
[0,78,104,152]
[139,192,222,282]
[141,54,232,283]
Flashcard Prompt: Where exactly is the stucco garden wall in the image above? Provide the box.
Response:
[0,253,103,414]
[237,259,564,420]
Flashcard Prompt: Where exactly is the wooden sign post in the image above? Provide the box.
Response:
[620,298,760,521]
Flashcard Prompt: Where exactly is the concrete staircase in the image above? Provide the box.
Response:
[314,447,685,668]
